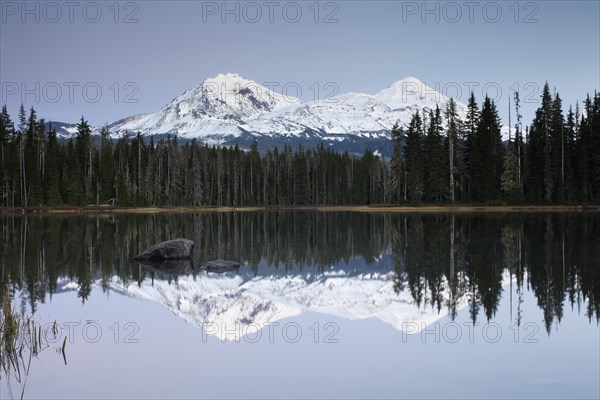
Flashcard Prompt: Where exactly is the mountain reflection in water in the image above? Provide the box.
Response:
[1,211,599,339]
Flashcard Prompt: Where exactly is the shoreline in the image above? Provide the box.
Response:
[1,204,600,215]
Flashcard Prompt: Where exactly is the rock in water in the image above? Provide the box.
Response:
[200,259,240,273]
[134,239,194,261]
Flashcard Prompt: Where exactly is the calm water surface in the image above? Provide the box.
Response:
[1,212,599,399]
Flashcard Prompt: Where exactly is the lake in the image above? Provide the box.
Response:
[1,211,599,399]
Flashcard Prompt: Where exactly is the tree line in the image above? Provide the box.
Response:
[0,83,598,206]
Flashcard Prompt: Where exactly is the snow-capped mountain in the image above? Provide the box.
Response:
[108,73,300,140]
[88,73,503,155]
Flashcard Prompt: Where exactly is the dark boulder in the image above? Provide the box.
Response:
[134,239,194,261]
[200,259,240,273]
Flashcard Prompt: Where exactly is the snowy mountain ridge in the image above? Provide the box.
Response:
[107,73,468,142]
[54,73,508,154]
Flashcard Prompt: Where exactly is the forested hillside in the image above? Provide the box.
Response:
[1,85,599,207]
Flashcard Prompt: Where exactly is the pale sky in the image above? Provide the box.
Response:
[1,0,598,127]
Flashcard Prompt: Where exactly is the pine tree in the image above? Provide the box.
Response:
[0,105,13,206]
[390,123,404,203]
[190,140,204,206]
[588,92,600,201]
[489,99,504,198]
[167,136,182,205]
[36,117,47,200]
[144,135,158,206]
[66,139,83,204]
[24,108,42,205]
[98,126,115,203]
[445,98,459,202]
[564,107,577,201]
[248,139,261,205]
[292,145,310,205]
[575,99,591,201]
[404,112,424,203]
[470,96,503,202]
[44,123,61,205]
[542,84,554,202]
[424,106,448,202]
[550,91,566,202]
[527,84,554,203]
[75,116,93,203]
[464,92,480,200]
[130,132,146,205]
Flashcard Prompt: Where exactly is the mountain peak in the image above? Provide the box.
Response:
[218,72,240,79]
[396,76,425,86]
[206,72,246,84]
[374,76,448,109]
[381,76,431,93]
[196,73,299,114]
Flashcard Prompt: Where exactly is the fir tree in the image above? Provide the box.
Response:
[44,123,61,206]
[464,92,480,200]
[99,126,115,203]
[390,123,404,202]
[470,96,503,202]
[66,139,83,204]
[527,84,554,203]
[0,105,14,205]
[424,106,448,202]
[550,91,566,202]
[404,112,425,203]
[24,107,42,205]
[542,84,554,202]
[588,92,600,201]
[563,106,577,201]
[580,93,600,202]
[76,116,93,203]
[576,99,591,201]
[445,98,459,202]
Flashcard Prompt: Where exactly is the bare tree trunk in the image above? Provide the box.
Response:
[20,134,27,206]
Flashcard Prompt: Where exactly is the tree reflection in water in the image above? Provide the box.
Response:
[0,212,598,335]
